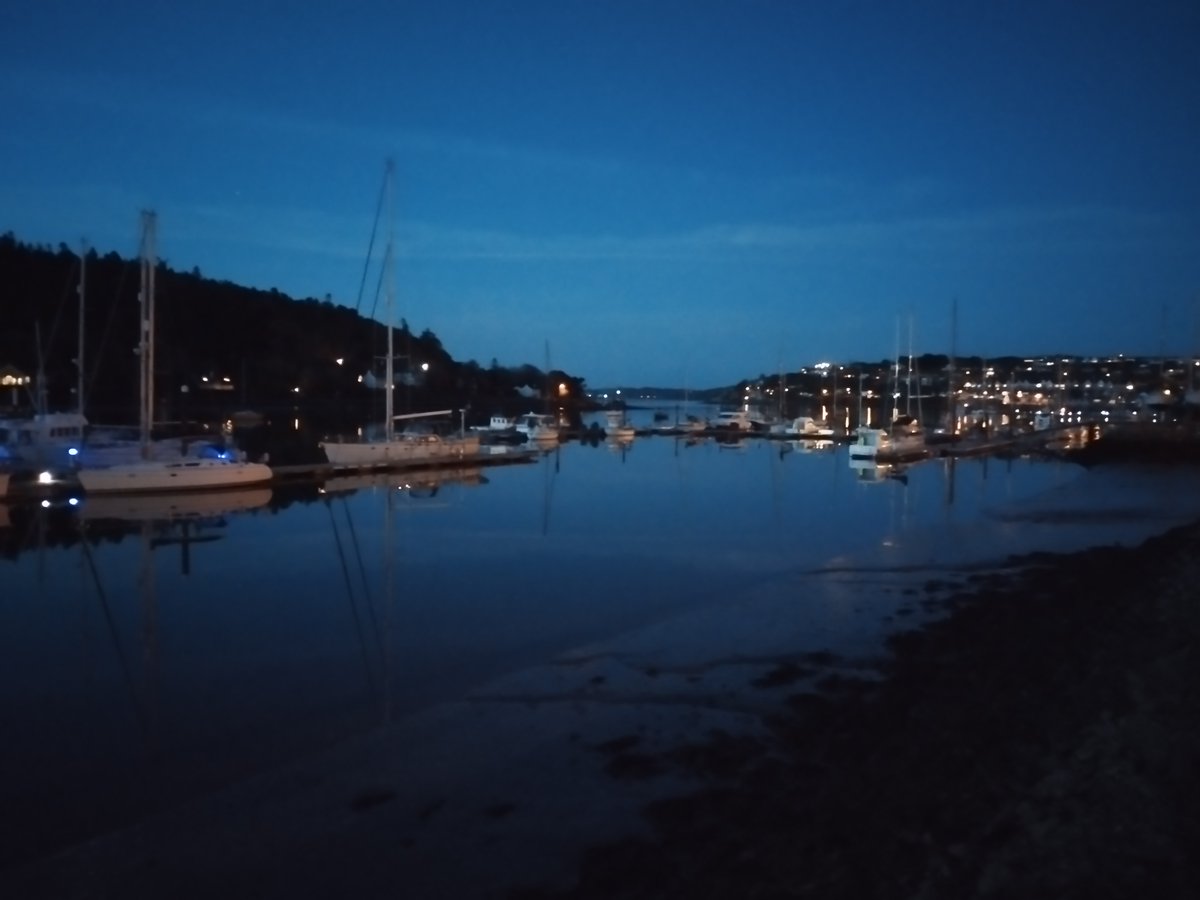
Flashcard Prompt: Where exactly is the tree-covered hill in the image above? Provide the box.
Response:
[0,233,587,425]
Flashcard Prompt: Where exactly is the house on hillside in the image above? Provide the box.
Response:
[1,364,31,408]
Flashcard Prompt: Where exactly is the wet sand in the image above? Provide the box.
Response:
[516,519,1200,899]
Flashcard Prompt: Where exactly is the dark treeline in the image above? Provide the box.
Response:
[0,233,588,428]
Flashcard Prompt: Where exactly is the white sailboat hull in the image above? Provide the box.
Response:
[77,459,273,494]
[320,434,482,469]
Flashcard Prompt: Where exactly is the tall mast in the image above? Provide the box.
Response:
[139,211,157,454]
[906,313,915,417]
[384,160,396,442]
[947,296,957,432]
[891,316,901,423]
[77,240,87,416]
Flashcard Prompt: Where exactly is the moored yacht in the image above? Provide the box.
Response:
[318,164,481,472]
[75,213,272,494]
[321,411,482,469]
[515,412,561,445]
[603,409,636,441]
[0,411,88,469]
[848,415,928,463]
[712,408,768,432]
[769,416,835,439]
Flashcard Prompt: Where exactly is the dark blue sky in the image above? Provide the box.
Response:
[3,1,1198,386]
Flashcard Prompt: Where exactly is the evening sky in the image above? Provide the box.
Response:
[2,0,1198,387]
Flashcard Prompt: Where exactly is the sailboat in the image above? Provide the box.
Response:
[319,162,480,470]
[514,340,563,446]
[77,212,273,494]
[849,316,929,464]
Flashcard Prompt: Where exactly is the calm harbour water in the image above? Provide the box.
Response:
[2,411,1194,870]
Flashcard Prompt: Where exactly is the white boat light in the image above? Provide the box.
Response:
[37,471,54,484]
[68,447,79,457]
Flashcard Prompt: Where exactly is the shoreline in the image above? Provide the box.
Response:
[516,518,1200,899]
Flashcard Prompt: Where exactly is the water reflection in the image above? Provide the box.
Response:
[319,466,488,502]
[7,440,1190,871]
[77,486,273,524]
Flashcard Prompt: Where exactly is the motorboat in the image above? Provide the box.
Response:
[769,416,835,438]
[711,409,766,432]
[849,415,928,463]
[0,411,88,468]
[515,412,561,445]
[603,409,636,441]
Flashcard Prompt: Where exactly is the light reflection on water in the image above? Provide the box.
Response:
[0,436,1126,865]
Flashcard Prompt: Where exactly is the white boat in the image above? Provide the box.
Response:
[321,413,482,469]
[75,212,272,494]
[318,163,479,471]
[712,408,769,432]
[474,414,518,433]
[848,415,928,463]
[769,416,835,438]
[0,411,88,468]
[652,412,708,434]
[515,412,561,444]
[0,248,159,472]
[470,415,524,446]
[78,456,271,494]
[603,409,636,441]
